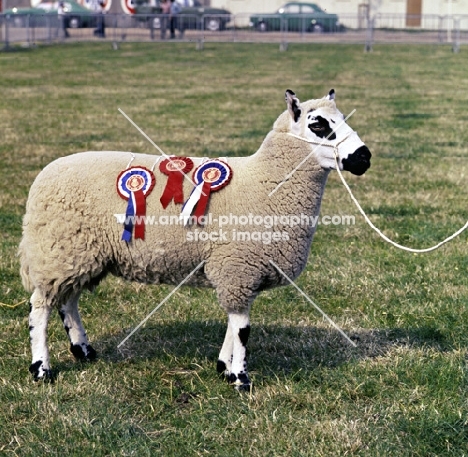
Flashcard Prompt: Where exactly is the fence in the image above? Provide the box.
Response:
[1,12,468,50]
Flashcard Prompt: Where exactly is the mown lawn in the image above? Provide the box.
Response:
[0,42,467,456]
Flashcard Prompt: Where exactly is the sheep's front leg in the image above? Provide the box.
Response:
[29,289,53,380]
[217,312,251,390]
[59,292,96,361]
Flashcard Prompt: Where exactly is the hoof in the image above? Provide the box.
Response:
[227,373,251,391]
[216,360,227,374]
[234,382,252,392]
[216,360,230,379]
[86,345,97,361]
[29,361,54,382]
[70,343,97,361]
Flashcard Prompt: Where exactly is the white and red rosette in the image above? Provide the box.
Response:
[159,156,194,209]
[116,166,155,241]
[180,159,232,225]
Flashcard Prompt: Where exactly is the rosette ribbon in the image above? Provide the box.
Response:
[116,166,155,241]
[180,159,232,225]
[159,156,194,209]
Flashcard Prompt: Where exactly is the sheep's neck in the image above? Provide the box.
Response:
[253,131,331,220]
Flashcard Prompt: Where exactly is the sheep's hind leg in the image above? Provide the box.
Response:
[218,312,251,390]
[59,292,96,362]
[29,289,53,380]
[217,323,233,377]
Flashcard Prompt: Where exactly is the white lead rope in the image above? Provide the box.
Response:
[333,152,468,253]
[287,132,468,253]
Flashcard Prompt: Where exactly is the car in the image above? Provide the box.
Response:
[134,0,231,32]
[249,2,344,33]
[5,1,97,29]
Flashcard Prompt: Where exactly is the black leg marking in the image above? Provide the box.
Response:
[59,301,96,362]
[29,361,54,382]
[227,373,251,390]
[86,345,97,361]
[238,325,250,347]
[237,373,251,390]
[70,343,97,361]
[217,360,227,374]
[58,309,71,335]
[70,344,86,359]
[29,360,42,377]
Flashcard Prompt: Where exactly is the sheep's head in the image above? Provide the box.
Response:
[276,89,371,176]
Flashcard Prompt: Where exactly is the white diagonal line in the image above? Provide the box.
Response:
[118,108,207,196]
[269,260,357,347]
[117,260,206,348]
[268,109,356,197]
[119,108,170,158]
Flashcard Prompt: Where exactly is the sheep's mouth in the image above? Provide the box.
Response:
[342,146,371,176]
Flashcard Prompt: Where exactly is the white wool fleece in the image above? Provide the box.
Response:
[19,135,328,313]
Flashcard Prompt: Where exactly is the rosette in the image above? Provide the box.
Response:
[116,166,155,241]
[180,159,232,225]
[159,156,194,209]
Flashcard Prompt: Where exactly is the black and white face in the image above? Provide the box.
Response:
[286,89,371,176]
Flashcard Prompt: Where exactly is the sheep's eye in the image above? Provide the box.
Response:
[310,124,323,132]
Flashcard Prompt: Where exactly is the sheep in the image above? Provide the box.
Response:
[19,89,371,388]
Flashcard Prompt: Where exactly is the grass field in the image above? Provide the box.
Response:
[1,42,467,456]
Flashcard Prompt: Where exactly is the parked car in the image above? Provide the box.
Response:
[5,1,97,28]
[249,2,344,33]
[134,0,231,32]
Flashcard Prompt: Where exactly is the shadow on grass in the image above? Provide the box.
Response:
[51,320,452,381]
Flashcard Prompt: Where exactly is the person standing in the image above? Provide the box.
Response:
[94,0,106,38]
[160,0,171,40]
[57,1,70,38]
[169,0,182,39]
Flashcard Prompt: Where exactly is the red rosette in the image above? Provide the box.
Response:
[159,157,194,209]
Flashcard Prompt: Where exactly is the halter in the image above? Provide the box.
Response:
[287,131,354,166]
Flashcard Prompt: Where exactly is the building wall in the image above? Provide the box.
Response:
[4,0,466,19]
[210,0,284,16]
[2,0,33,10]
[210,0,468,17]
[424,0,466,16]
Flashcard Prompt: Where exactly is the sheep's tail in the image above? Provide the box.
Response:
[18,241,35,293]
[20,265,34,293]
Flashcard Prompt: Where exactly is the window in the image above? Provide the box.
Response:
[284,4,300,14]
[302,5,319,14]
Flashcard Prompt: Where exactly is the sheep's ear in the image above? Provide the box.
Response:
[326,89,335,100]
[285,89,302,123]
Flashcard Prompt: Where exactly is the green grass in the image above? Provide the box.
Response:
[1,42,467,456]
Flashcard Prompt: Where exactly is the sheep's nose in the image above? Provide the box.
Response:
[342,146,371,176]
[355,145,372,161]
